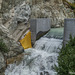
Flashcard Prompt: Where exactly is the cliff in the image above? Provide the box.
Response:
[31,0,75,27]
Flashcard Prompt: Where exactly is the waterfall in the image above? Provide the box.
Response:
[5,28,63,75]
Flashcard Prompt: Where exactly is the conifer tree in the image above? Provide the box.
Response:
[55,35,75,75]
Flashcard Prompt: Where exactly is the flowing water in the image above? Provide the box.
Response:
[5,28,64,75]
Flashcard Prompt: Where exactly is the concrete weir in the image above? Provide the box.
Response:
[63,18,75,45]
[30,18,51,44]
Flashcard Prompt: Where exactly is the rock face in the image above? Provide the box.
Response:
[1,0,31,24]
[0,1,31,58]
[0,1,31,72]
[67,0,75,3]
[0,52,5,70]
[31,0,75,27]
[2,1,31,42]
[0,24,24,73]
[0,25,24,58]
[3,1,31,24]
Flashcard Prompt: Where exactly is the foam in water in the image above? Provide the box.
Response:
[5,37,62,75]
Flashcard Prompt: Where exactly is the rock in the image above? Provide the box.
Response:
[0,1,31,42]
[67,0,75,3]
[13,2,31,23]
[3,1,31,31]
[0,0,30,73]
[0,25,24,58]
[1,0,75,28]
[6,53,24,65]
[2,1,31,24]
[0,1,31,59]
[0,73,5,75]
[0,52,5,70]
[2,1,31,41]
[56,25,61,28]
[31,0,75,27]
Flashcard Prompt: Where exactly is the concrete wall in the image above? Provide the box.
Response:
[63,18,75,45]
[30,18,51,44]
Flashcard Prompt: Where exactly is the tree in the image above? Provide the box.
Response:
[55,35,75,75]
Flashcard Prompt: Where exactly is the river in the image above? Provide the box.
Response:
[5,28,64,75]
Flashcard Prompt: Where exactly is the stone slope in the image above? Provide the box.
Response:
[2,1,31,41]
[0,1,31,71]
[31,0,75,27]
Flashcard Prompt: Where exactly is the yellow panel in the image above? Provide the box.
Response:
[19,31,32,49]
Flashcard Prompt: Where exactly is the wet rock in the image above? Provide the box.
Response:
[0,72,5,75]
[40,72,43,75]
[40,71,50,75]
[44,71,50,75]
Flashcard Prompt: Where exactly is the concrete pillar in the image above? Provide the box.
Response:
[30,18,51,44]
[63,18,75,45]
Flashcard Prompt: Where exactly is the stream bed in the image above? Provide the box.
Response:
[5,28,64,75]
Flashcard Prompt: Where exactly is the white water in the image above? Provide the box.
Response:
[5,37,62,75]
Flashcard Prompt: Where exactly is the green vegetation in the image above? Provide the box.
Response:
[0,39,9,53]
[55,35,75,75]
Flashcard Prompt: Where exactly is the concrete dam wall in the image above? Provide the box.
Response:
[30,18,75,46]
[30,18,51,44]
[64,18,75,45]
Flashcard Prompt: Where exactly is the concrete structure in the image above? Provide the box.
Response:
[63,18,75,45]
[30,18,51,44]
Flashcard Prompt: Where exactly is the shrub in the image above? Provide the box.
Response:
[55,35,75,75]
[0,39,9,53]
